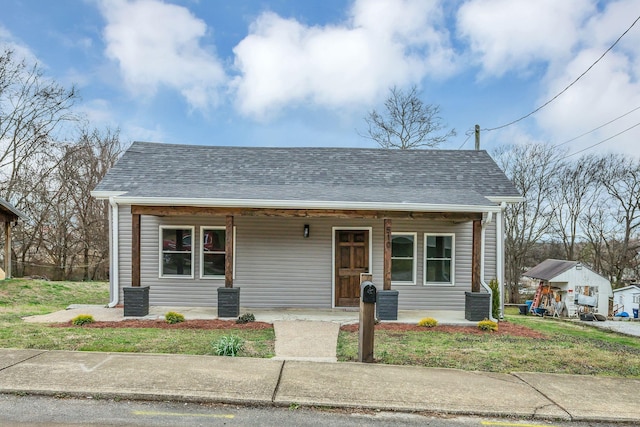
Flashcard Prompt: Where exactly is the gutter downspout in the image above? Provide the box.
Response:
[107,197,119,307]
[496,202,506,319]
[480,211,497,322]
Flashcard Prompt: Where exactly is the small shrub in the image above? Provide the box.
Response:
[417,317,438,328]
[489,278,500,319]
[165,311,185,324]
[236,313,255,324]
[71,314,94,326]
[212,335,244,356]
[478,319,498,332]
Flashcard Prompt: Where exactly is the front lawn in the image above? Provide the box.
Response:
[337,314,640,377]
[0,278,275,358]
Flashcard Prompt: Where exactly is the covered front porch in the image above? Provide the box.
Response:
[25,304,475,326]
[126,205,492,317]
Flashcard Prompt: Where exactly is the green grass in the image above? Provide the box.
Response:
[0,278,274,358]
[337,315,640,377]
[5,278,640,374]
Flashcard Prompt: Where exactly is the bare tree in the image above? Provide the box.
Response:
[493,143,564,303]
[362,85,456,149]
[58,128,123,280]
[0,49,77,203]
[0,49,78,277]
[588,154,640,285]
[548,155,599,260]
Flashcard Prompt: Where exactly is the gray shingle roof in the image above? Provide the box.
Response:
[524,259,579,281]
[93,142,520,208]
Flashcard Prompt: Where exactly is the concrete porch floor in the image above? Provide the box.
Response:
[23,305,475,326]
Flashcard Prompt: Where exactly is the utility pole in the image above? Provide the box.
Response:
[475,124,480,150]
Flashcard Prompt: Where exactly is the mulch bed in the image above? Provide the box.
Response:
[50,318,543,338]
[340,321,545,338]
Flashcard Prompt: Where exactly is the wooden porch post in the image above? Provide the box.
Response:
[4,221,11,279]
[225,215,234,288]
[132,213,141,287]
[471,219,482,292]
[383,218,392,290]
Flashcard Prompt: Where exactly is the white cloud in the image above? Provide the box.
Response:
[535,0,640,158]
[457,0,595,77]
[231,0,456,119]
[0,25,40,65]
[99,0,226,111]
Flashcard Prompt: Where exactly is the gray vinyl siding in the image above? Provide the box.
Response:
[115,206,483,311]
[483,215,497,284]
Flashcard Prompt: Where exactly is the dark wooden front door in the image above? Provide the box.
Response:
[335,230,369,307]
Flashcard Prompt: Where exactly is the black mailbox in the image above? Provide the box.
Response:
[361,281,377,303]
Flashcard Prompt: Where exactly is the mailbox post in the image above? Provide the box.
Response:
[358,274,377,363]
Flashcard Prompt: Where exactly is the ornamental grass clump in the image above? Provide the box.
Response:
[71,314,94,326]
[164,311,185,324]
[213,335,244,356]
[417,317,438,328]
[478,319,498,332]
[236,313,255,324]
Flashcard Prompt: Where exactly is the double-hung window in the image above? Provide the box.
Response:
[391,233,417,285]
[424,233,454,285]
[160,226,194,278]
[201,226,227,278]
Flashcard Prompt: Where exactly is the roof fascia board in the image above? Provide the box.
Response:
[110,196,503,213]
[486,196,525,204]
[91,191,128,199]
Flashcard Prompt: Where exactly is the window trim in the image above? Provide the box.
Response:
[391,232,417,286]
[200,225,236,280]
[159,225,195,279]
[423,233,455,286]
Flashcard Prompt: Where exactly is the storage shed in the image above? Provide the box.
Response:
[523,259,612,318]
[612,285,640,318]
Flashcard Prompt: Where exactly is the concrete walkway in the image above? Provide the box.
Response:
[2,348,640,423]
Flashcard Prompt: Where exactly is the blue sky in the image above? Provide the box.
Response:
[1,0,639,157]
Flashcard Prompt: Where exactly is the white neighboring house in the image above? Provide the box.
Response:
[523,259,613,317]
[612,285,640,318]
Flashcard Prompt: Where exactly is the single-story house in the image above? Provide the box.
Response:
[91,142,522,317]
[612,285,640,318]
[0,197,28,279]
[523,259,613,317]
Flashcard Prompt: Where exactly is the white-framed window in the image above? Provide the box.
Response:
[391,232,417,285]
[200,226,235,279]
[633,294,640,304]
[424,233,455,286]
[159,226,195,278]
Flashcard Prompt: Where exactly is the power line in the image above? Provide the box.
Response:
[457,131,473,149]
[483,13,640,133]
[559,120,640,160]
[553,104,640,147]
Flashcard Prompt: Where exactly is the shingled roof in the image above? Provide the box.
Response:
[92,142,521,210]
[524,259,579,281]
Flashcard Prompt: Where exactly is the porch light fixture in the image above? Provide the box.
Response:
[303,224,310,238]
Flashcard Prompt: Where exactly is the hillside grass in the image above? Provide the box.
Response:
[0,278,274,357]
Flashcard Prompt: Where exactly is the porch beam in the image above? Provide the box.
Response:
[225,215,234,288]
[383,218,392,290]
[132,205,482,222]
[471,219,482,292]
[132,213,141,287]
[4,221,11,279]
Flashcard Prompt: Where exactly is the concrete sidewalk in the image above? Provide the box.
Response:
[1,348,639,423]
